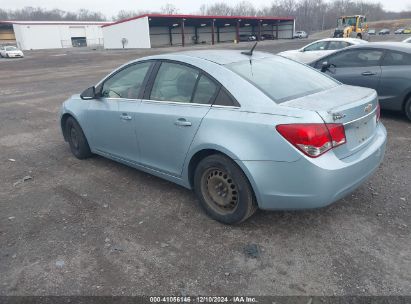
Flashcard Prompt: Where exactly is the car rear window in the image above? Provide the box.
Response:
[382,51,411,66]
[227,56,339,103]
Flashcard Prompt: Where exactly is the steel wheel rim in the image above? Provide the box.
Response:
[201,167,239,215]
[70,127,79,150]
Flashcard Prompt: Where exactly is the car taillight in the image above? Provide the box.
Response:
[376,103,381,122]
[276,123,346,158]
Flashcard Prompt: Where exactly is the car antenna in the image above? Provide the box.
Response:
[241,42,258,56]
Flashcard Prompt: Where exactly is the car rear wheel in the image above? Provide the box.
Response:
[194,154,257,224]
[405,97,411,121]
[65,117,92,159]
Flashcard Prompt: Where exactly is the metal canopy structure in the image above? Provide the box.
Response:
[102,14,295,48]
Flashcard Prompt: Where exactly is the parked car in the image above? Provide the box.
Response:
[404,29,411,34]
[294,31,308,38]
[0,46,24,58]
[278,38,368,64]
[379,29,390,35]
[60,50,386,224]
[310,43,411,121]
[368,29,376,35]
[261,33,275,40]
[403,37,411,43]
[239,34,256,42]
[395,28,405,34]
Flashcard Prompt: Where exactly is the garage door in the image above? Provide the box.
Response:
[69,26,86,37]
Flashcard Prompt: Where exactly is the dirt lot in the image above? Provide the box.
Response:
[0,38,410,296]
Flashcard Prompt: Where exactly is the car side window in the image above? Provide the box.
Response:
[304,41,328,51]
[326,49,384,68]
[214,88,239,107]
[150,62,200,103]
[327,41,350,50]
[382,51,411,66]
[192,74,218,104]
[101,62,152,99]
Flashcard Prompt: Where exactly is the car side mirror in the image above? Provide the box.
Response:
[321,61,331,72]
[80,86,96,100]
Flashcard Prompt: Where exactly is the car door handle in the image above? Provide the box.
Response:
[120,113,132,121]
[174,118,192,127]
[362,71,377,76]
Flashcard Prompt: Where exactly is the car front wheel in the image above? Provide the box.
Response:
[194,154,257,224]
[65,117,92,159]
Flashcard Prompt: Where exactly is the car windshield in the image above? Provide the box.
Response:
[6,46,18,51]
[226,56,339,103]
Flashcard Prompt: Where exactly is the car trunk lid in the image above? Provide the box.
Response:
[281,85,379,159]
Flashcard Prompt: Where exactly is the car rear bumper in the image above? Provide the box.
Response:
[238,123,387,210]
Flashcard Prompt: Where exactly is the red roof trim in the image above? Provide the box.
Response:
[102,14,294,28]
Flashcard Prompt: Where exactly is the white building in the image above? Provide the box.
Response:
[0,21,110,50]
[102,14,295,49]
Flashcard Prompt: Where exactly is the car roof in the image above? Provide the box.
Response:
[314,38,366,44]
[347,42,411,53]
[144,50,275,65]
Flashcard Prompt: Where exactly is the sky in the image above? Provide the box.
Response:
[2,0,410,18]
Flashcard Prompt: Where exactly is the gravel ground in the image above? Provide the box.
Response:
[0,37,410,296]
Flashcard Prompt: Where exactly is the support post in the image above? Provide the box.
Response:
[258,20,262,41]
[181,18,185,47]
[236,20,240,43]
[276,21,279,40]
[169,26,173,46]
[217,25,220,43]
[211,19,215,45]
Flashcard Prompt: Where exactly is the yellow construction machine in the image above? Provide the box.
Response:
[333,15,368,39]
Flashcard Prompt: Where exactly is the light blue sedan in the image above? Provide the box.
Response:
[60,50,387,224]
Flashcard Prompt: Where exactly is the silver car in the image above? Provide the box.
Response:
[294,31,308,39]
[60,50,386,224]
[0,46,24,58]
[278,38,367,64]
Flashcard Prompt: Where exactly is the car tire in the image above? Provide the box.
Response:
[405,97,411,121]
[65,117,92,159]
[194,154,257,224]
